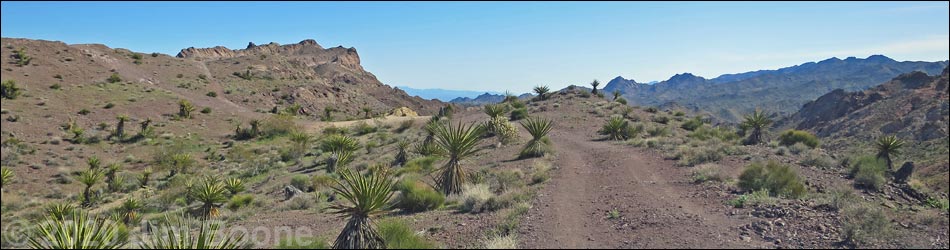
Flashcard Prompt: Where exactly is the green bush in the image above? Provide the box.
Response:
[687,125,739,141]
[646,126,670,137]
[260,114,300,138]
[206,91,217,97]
[377,218,438,249]
[277,237,329,249]
[691,164,728,183]
[352,121,378,135]
[107,73,122,83]
[509,108,528,121]
[397,156,440,176]
[1,80,22,99]
[652,115,670,124]
[394,179,445,213]
[290,174,311,192]
[778,130,820,149]
[200,107,212,114]
[849,156,887,191]
[491,169,525,193]
[800,150,836,169]
[728,189,775,208]
[737,161,806,198]
[227,194,255,211]
[680,117,704,131]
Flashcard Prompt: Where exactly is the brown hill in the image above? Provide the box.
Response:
[785,67,949,192]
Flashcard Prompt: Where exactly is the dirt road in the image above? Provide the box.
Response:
[518,118,755,248]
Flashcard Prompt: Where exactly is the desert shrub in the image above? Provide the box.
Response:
[206,91,217,97]
[260,114,300,138]
[849,156,887,191]
[200,107,212,114]
[652,115,670,124]
[530,161,552,185]
[377,218,438,249]
[352,121,378,136]
[729,189,775,208]
[491,169,525,193]
[788,142,810,155]
[680,116,704,131]
[483,235,518,249]
[322,125,346,135]
[395,119,414,133]
[674,144,724,167]
[774,146,788,156]
[458,184,493,213]
[394,179,445,213]
[509,108,528,121]
[227,194,255,211]
[691,164,728,183]
[687,125,739,142]
[277,237,329,249]
[841,203,891,246]
[107,73,122,83]
[397,156,440,176]
[778,130,820,149]
[50,83,62,90]
[485,117,520,145]
[800,150,836,169]
[104,102,115,109]
[814,186,859,211]
[737,161,806,198]
[290,174,311,192]
[646,126,670,137]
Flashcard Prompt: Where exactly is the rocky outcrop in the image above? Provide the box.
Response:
[177,39,327,60]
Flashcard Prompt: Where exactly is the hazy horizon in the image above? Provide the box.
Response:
[2,1,948,93]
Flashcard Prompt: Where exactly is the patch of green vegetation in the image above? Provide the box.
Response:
[107,73,122,83]
[376,218,438,249]
[848,156,887,191]
[2,80,22,99]
[841,203,891,246]
[394,178,445,213]
[728,189,775,208]
[737,161,806,198]
[778,130,820,148]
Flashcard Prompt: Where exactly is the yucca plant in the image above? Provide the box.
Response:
[87,156,102,170]
[330,169,395,249]
[29,210,128,249]
[139,168,153,188]
[118,198,143,225]
[740,109,773,145]
[140,217,246,249]
[113,115,130,140]
[599,116,633,140]
[105,163,122,192]
[590,79,600,95]
[323,134,359,173]
[191,177,228,219]
[502,91,518,103]
[45,202,76,220]
[78,169,103,207]
[1,167,13,190]
[179,100,196,119]
[533,85,551,101]
[433,121,485,195]
[484,104,506,120]
[612,90,622,101]
[70,126,87,144]
[362,107,373,119]
[875,135,905,170]
[520,117,554,158]
[224,177,245,196]
[139,118,153,138]
[288,131,313,159]
[392,141,410,167]
[169,153,195,177]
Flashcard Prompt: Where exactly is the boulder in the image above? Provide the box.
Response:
[894,162,914,183]
[389,107,418,117]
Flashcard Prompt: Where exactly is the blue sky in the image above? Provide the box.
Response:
[2,1,948,93]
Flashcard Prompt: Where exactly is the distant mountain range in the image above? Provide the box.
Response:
[449,92,534,106]
[604,55,949,123]
[396,86,502,102]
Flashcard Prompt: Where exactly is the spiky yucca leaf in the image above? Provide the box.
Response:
[330,169,395,249]
[1,167,13,189]
[392,141,411,167]
[875,135,905,169]
[223,177,245,196]
[45,202,76,220]
[433,121,485,195]
[520,117,554,158]
[322,134,360,152]
[28,210,128,249]
[139,217,246,249]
